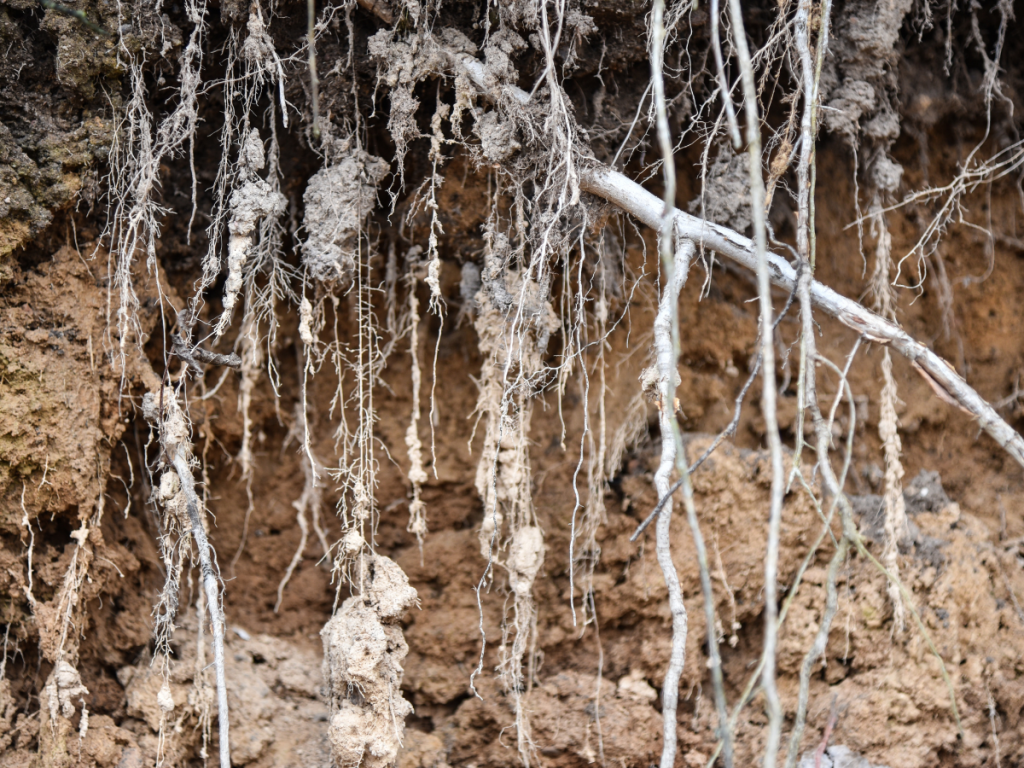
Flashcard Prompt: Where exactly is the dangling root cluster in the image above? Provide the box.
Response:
[142,387,231,767]
[16,0,1022,766]
[302,140,390,287]
[472,265,557,561]
[321,552,418,768]
[469,251,559,763]
[218,129,287,337]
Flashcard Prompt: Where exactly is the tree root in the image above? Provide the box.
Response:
[456,51,1024,472]
[580,166,1024,471]
[170,455,231,768]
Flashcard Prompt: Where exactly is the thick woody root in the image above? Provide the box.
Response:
[451,47,1024,473]
[580,166,1024,469]
[644,231,694,768]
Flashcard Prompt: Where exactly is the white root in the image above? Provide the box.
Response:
[406,280,428,552]
[454,52,1024,475]
[236,306,262,481]
[105,0,206,372]
[275,448,318,614]
[580,166,1024,471]
[879,346,907,631]
[470,261,555,766]
[649,3,691,765]
[650,240,692,768]
[870,206,909,632]
[217,129,287,338]
[724,1,786,759]
[44,660,89,724]
[143,389,231,768]
[424,97,449,313]
[168,454,230,768]
[241,0,289,126]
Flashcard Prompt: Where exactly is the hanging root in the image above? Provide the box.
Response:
[579,166,1024,471]
[722,1,787,761]
[648,238,692,768]
[275,407,325,614]
[878,346,907,629]
[66,5,1024,766]
[569,265,612,626]
[784,537,848,766]
[104,0,207,372]
[452,48,1024,473]
[229,302,263,571]
[648,5,691,766]
[870,207,909,632]
[142,388,231,768]
[405,279,428,553]
[217,129,287,337]
[471,261,556,766]
[38,516,96,755]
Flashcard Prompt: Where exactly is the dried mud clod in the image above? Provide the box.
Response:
[301,142,390,287]
[321,553,418,768]
[115,618,331,766]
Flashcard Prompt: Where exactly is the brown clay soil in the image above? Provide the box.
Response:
[4,2,1024,768]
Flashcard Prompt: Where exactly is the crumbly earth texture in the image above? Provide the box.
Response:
[3,1,1024,767]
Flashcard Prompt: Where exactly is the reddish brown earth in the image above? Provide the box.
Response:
[3,2,1024,767]
[5,136,1024,766]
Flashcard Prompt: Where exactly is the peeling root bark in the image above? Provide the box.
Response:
[580,166,1024,470]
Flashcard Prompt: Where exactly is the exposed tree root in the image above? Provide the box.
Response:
[10,4,1024,767]
[580,166,1024,471]
[143,389,231,768]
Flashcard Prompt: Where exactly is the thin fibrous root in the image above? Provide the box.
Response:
[579,166,1024,472]
[275,444,321,614]
[406,278,428,553]
[725,0,786,759]
[784,536,848,767]
[454,50,1024,470]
